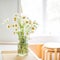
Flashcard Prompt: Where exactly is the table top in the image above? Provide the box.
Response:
[0,45,41,60]
[1,50,38,60]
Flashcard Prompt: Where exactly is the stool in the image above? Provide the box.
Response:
[42,42,60,60]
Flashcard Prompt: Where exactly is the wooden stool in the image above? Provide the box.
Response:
[42,42,60,60]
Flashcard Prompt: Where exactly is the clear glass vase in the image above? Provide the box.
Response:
[18,36,28,56]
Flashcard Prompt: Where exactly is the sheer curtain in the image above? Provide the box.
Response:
[21,0,43,37]
[21,0,60,36]
[46,0,60,36]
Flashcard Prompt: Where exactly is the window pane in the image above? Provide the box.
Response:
[46,0,60,36]
[21,0,43,37]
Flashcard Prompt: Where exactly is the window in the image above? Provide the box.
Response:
[21,0,43,37]
[22,0,60,36]
[46,0,60,36]
[0,0,60,42]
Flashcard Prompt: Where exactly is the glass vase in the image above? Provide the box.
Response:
[18,36,28,56]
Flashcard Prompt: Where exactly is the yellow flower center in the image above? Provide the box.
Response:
[26,21,28,23]
[14,17,16,21]
[15,24,17,27]
[8,25,10,28]
[32,27,34,30]
[22,16,25,19]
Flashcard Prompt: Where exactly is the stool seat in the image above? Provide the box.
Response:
[44,42,60,48]
[42,42,60,60]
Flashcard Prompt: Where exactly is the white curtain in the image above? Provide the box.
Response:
[46,0,60,36]
[21,0,43,37]
[22,0,60,36]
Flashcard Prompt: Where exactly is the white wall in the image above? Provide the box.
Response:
[0,0,20,42]
[29,36,60,44]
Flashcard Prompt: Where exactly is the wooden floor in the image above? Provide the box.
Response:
[29,44,43,58]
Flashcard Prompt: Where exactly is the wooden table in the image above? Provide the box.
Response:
[0,44,41,60]
[29,44,43,58]
[1,50,38,60]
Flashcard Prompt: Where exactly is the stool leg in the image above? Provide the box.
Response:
[49,52,52,60]
[54,49,57,60]
[59,53,60,60]
[42,47,45,60]
[46,50,48,60]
